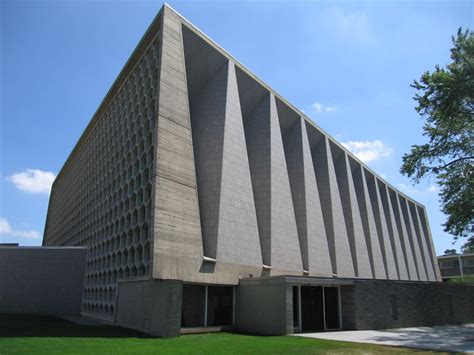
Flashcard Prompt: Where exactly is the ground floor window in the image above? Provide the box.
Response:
[181,284,234,328]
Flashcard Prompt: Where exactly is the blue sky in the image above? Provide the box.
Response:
[1,0,472,254]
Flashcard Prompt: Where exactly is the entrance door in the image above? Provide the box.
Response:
[324,286,340,330]
[300,286,324,332]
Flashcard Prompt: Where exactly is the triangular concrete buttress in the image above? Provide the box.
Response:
[190,61,262,266]
[308,130,355,278]
[379,183,409,280]
[244,93,303,272]
[282,117,332,276]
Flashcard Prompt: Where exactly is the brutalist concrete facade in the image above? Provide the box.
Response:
[41,5,469,336]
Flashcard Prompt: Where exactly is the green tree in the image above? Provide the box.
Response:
[443,249,457,255]
[461,236,474,253]
[401,28,474,241]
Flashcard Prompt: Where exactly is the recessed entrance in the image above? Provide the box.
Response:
[293,285,341,332]
[181,284,234,329]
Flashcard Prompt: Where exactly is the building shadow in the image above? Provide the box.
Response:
[0,315,150,338]
[370,325,474,352]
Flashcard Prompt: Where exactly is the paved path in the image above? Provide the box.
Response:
[294,324,474,353]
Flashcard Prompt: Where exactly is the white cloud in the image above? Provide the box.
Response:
[312,102,337,114]
[397,183,439,196]
[7,169,56,194]
[0,218,41,239]
[341,140,392,163]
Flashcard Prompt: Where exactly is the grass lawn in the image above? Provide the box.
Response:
[0,316,444,354]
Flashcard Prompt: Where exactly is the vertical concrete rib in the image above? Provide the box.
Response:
[399,196,427,280]
[282,117,332,276]
[411,202,436,281]
[349,159,386,279]
[379,182,409,280]
[190,61,262,266]
[306,125,354,277]
[244,93,303,272]
[390,189,418,280]
[153,7,204,279]
[332,145,372,278]
[417,206,442,281]
[365,171,398,279]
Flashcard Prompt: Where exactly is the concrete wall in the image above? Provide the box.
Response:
[235,278,290,335]
[236,276,474,336]
[115,279,182,337]
[0,247,86,315]
[343,280,474,329]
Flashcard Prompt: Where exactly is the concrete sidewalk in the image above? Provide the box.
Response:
[294,324,474,353]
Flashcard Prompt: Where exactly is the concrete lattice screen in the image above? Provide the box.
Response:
[43,36,161,320]
[43,5,443,323]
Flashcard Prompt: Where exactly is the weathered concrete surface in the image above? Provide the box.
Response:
[0,247,86,315]
[294,324,474,353]
[116,279,182,337]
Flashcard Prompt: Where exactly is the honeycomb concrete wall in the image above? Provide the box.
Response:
[43,17,163,321]
[43,4,442,326]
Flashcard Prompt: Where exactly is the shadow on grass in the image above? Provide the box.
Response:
[0,315,150,338]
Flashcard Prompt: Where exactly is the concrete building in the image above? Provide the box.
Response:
[42,4,473,336]
[438,253,474,281]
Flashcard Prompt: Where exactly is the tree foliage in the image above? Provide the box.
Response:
[461,236,474,253]
[401,28,474,241]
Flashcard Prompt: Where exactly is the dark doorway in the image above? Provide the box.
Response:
[207,286,233,326]
[301,286,324,332]
[292,286,300,332]
[181,284,205,327]
[324,287,340,329]
[182,284,234,328]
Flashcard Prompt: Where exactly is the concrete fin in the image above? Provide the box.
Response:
[349,159,386,279]
[400,197,427,280]
[365,171,398,279]
[334,151,373,278]
[153,7,204,279]
[379,183,409,280]
[217,62,263,266]
[243,93,302,271]
[417,206,443,281]
[306,127,354,277]
[411,202,436,281]
[190,61,262,266]
[282,117,332,276]
[189,63,227,259]
[390,190,418,280]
